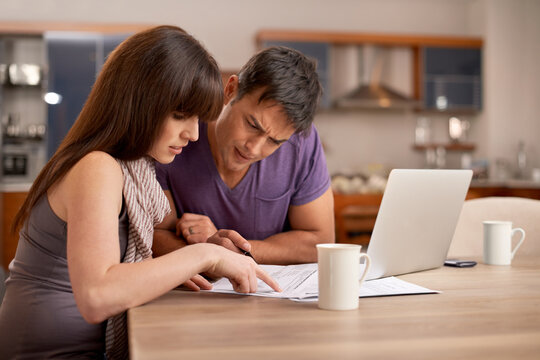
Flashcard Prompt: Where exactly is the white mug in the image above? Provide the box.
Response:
[483,221,526,265]
[316,244,371,310]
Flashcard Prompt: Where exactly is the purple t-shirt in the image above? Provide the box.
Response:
[155,122,330,240]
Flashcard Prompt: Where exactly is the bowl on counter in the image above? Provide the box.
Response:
[8,64,41,86]
[331,173,387,194]
[0,64,7,84]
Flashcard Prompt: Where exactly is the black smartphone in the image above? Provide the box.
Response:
[444,260,477,268]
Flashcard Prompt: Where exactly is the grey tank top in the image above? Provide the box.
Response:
[0,195,128,359]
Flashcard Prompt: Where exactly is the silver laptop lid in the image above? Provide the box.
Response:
[366,169,472,280]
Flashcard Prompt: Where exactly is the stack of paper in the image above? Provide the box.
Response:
[206,263,439,302]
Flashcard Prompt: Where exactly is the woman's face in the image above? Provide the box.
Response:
[148,112,199,164]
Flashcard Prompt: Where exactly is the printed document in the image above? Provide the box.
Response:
[206,263,439,301]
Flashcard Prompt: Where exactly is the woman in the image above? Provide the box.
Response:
[0,25,279,359]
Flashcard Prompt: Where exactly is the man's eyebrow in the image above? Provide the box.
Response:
[248,114,265,132]
[249,115,288,144]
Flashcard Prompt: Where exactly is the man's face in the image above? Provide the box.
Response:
[212,77,295,174]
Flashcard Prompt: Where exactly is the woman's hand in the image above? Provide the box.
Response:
[181,274,213,291]
[205,244,281,294]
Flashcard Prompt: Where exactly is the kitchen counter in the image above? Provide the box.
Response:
[0,182,32,193]
[333,179,540,244]
[467,179,540,201]
[471,178,540,189]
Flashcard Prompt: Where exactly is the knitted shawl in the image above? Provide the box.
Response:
[105,157,171,360]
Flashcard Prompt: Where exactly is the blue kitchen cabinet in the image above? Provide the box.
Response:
[45,33,128,158]
[260,41,331,108]
[422,47,482,111]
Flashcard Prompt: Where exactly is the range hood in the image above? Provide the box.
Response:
[334,45,419,110]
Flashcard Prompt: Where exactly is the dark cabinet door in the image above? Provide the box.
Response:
[45,33,99,158]
[422,47,482,112]
[45,33,129,158]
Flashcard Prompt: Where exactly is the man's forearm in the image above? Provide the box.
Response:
[152,229,188,257]
[249,229,334,265]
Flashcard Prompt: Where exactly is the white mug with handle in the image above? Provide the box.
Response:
[316,244,371,310]
[483,221,526,265]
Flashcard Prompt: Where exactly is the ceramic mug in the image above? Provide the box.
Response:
[483,221,526,265]
[316,244,371,310]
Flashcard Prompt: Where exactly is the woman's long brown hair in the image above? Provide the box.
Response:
[12,25,223,232]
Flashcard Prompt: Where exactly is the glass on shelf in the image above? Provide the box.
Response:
[415,117,431,145]
[448,116,470,143]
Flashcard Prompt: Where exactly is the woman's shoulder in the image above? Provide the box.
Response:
[79,150,119,166]
[76,151,121,170]
[49,151,124,220]
[68,151,123,187]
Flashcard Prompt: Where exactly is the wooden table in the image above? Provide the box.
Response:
[128,256,540,360]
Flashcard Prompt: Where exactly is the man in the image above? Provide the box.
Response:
[153,46,334,265]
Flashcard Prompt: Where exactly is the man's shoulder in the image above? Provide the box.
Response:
[258,124,321,173]
[267,124,319,160]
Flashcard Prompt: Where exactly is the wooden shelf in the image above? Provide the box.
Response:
[0,21,154,35]
[413,143,476,152]
[256,30,483,48]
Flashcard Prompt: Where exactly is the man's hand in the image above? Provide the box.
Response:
[207,229,252,255]
[176,213,218,244]
[177,230,253,291]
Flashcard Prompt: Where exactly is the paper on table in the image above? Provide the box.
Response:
[209,263,318,299]
[206,263,439,301]
[292,275,440,303]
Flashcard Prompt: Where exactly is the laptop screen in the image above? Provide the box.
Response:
[365,169,472,280]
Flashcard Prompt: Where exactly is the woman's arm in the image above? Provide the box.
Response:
[152,190,189,257]
[50,152,279,324]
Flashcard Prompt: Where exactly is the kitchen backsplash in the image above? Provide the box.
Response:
[315,110,477,176]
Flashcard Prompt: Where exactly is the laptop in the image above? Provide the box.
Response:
[364,169,472,280]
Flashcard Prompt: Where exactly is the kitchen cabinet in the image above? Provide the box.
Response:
[0,22,149,160]
[45,33,99,158]
[422,47,482,111]
[0,34,48,184]
[466,183,540,200]
[1,191,27,270]
[334,193,382,246]
[256,30,483,111]
[45,33,128,157]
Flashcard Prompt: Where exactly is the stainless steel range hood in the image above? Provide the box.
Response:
[334,45,419,110]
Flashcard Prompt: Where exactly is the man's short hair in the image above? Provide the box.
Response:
[236,46,322,134]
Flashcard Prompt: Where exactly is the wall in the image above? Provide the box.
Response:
[480,0,540,178]
[0,0,478,69]
[1,0,538,177]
